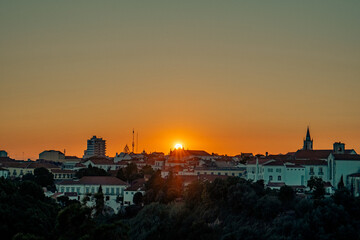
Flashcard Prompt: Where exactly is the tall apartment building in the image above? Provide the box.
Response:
[83,136,106,158]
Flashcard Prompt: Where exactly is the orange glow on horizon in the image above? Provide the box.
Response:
[174,143,183,149]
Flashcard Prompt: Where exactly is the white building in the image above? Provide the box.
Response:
[82,157,119,171]
[194,166,246,178]
[123,179,146,206]
[0,167,9,178]
[56,176,129,213]
[114,152,132,163]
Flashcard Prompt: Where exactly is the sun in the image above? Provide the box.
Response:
[174,143,183,149]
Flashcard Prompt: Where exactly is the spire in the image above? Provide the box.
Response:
[306,126,311,141]
[303,126,313,150]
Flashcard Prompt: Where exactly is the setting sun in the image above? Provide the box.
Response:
[174,143,183,149]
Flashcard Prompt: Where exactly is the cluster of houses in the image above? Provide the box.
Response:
[1,128,360,213]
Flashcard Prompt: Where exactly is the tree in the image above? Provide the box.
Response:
[140,165,154,176]
[94,192,105,216]
[278,185,295,203]
[75,167,109,179]
[56,203,94,240]
[308,176,325,199]
[133,192,143,205]
[116,163,141,183]
[33,167,54,189]
[19,181,45,200]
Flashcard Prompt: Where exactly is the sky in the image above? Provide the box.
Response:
[1,1,360,160]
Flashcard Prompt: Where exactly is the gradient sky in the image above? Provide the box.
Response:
[1,1,360,160]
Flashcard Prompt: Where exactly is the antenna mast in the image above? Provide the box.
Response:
[132,128,135,153]
[136,132,138,153]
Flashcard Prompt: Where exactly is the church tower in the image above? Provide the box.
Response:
[303,127,313,150]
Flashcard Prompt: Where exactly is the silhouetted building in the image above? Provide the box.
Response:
[39,150,65,162]
[0,150,8,158]
[83,136,106,158]
[303,127,313,150]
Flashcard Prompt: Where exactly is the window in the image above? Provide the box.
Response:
[225,173,228,176]
[310,167,314,175]
[116,188,119,195]
[61,187,65,192]
[232,173,235,176]
[278,176,281,181]
[106,188,109,194]
[111,188,114,194]
[204,172,207,175]
[269,176,273,181]
[66,187,70,192]
[218,172,221,175]
[268,168,273,172]
[319,167,323,175]
[211,172,214,175]
[71,187,75,192]
[276,169,281,173]
[86,187,89,193]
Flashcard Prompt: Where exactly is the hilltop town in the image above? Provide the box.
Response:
[1,127,360,214]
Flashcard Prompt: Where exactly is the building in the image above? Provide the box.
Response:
[56,176,129,213]
[1,161,60,178]
[0,167,9,178]
[0,150,8,158]
[82,157,120,171]
[194,166,246,178]
[51,169,75,181]
[123,178,146,206]
[303,127,313,150]
[39,150,65,162]
[83,136,106,158]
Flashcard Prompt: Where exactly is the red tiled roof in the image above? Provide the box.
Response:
[333,154,360,161]
[126,178,146,191]
[295,150,332,160]
[80,176,128,185]
[295,150,354,160]
[85,158,115,165]
[263,160,284,166]
[75,163,86,167]
[27,162,60,169]
[170,149,211,157]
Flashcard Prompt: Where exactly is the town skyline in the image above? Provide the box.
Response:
[1,126,359,160]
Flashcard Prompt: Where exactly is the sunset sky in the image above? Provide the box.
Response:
[1,1,360,160]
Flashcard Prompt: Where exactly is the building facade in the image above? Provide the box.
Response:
[83,136,106,158]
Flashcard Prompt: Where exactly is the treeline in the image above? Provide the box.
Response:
[2,167,360,240]
[128,177,360,240]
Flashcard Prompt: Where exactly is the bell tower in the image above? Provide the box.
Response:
[303,127,313,150]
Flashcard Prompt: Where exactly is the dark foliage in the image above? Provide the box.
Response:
[75,166,110,179]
